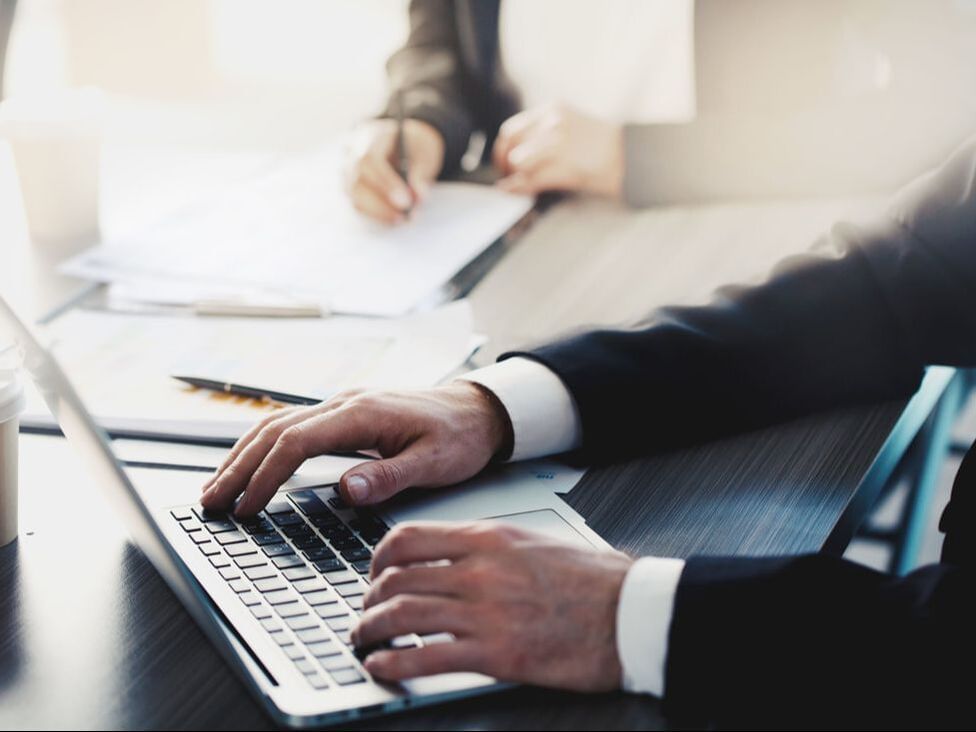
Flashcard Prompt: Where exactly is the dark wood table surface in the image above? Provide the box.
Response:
[0,155,941,729]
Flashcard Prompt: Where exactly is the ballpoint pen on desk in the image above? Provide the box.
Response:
[172,375,321,406]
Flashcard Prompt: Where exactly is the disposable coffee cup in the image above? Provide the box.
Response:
[0,371,26,547]
[0,87,103,247]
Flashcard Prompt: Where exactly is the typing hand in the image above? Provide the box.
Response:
[493,104,624,198]
[199,382,512,517]
[342,118,445,225]
[353,521,633,691]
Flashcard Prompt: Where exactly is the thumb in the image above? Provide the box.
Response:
[340,449,426,506]
[407,166,436,203]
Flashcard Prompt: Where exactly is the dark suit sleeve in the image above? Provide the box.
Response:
[508,134,976,464]
[380,0,475,177]
[664,551,976,728]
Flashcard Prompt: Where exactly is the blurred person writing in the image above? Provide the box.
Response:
[344,0,976,223]
[209,130,976,726]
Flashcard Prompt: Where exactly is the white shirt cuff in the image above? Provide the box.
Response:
[616,556,686,697]
[458,357,582,461]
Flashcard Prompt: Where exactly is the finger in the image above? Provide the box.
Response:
[234,405,390,516]
[505,137,556,174]
[349,179,405,225]
[200,406,303,495]
[370,521,492,580]
[363,640,485,681]
[352,595,471,649]
[201,407,323,511]
[361,154,413,212]
[364,564,462,610]
[492,109,544,173]
[337,443,430,506]
[497,162,574,195]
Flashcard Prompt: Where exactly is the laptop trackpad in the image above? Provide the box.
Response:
[482,509,597,548]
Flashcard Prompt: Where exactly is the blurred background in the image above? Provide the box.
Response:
[4,0,410,149]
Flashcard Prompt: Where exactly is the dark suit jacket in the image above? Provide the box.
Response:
[511,135,976,728]
[384,0,976,205]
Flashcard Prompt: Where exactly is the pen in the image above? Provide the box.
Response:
[172,375,321,406]
[394,89,412,214]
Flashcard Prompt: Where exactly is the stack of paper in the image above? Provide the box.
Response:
[23,300,482,442]
[62,145,533,317]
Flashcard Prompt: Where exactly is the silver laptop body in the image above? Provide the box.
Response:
[0,295,611,727]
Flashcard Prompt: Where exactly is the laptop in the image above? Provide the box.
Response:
[0,295,612,727]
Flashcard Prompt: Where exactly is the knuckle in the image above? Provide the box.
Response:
[275,425,306,454]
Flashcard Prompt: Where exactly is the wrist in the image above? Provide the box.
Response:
[459,380,515,462]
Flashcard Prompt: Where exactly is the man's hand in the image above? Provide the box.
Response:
[492,104,624,198]
[353,521,633,691]
[343,118,445,224]
[199,382,512,517]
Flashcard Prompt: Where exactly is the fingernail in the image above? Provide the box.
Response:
[346,474,370,503]
[390,189,412,210]
[201,484,216,502]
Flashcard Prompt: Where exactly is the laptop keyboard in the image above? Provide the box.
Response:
[169,484,393,691]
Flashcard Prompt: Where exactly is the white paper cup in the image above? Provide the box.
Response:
[0,87,103,246]
[0,372,26,547]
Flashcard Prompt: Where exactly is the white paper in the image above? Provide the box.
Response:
[61,146,533,317]
[24,300,481,441]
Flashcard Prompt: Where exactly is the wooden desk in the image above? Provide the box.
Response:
[0,160,953,729]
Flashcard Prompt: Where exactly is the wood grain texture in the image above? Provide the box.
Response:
[0,191,915,730]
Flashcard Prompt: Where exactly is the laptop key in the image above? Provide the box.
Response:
[335,629,353,645]
[314,603,346,619]
[254,577,287,594]
[239,592,261,607]
[324,570,357,586]
[320,655,354,672]
[281,523,314,538]
[289,489,333,516]
[250,604,273,620]
[170,507,194,521]
[330,668,365,685]
[234,554,267,569]
[303,590,336,606]
[260,617,282,633]
[346,595,365,612]
[189,533,212,545]
[225,543,257,557]
[215,531,247,545]
[265,500,293,515]
[310,514,342,529]
[271,512,305,527]
[178,517,203,533]
[252,531,284,546]
[219,566,241,581]
[293,535,325,551]
[296,627,330,644]
[336,582,365,598]
[244,565,277,581]
[193,506,226,523]
[313,558,344,573]
[209,555,231,569]
[283,645,305,661]
[351,559,371,575]
[269,630,290,646]
[307,674,330,690]
[292,578,329,594]
[240,517,275,534]
[273,555,305,570]
[325,616,352,632]
[228,579,251,593]
[306,640,340,658]
[285,614,320,631]
[294,658,317,675]
[275,602,307,619]
[340,546,371,563]
[263,589,299,606]
[283,566,316,582]
[262,543,295,558]
[198,542,222,557]
[205,519,237,534]
[303,547,336,562]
